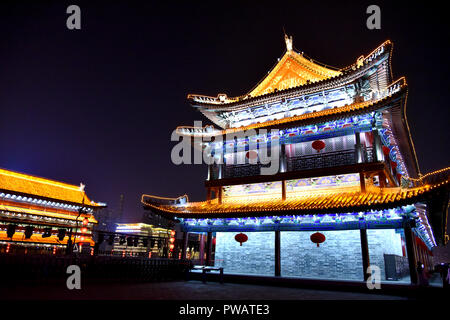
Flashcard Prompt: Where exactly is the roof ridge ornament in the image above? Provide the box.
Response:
[284,34,293,51]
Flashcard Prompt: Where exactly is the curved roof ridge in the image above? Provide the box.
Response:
[188,40,392,106]
[246,47,342,98]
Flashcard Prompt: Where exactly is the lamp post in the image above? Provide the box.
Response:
[67,195,86,255]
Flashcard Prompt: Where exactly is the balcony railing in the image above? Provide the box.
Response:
[209,147,374,180]
[288,149,356,171]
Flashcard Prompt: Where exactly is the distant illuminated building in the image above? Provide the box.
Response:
[0,168,106,254]
[113,223,173,257]
[143,37,449,283]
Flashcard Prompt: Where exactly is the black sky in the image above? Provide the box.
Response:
[0,1,449,223]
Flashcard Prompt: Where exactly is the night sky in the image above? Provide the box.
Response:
[0,1,449,226]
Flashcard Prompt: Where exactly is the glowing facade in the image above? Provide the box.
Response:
[143,37,449,283]
[0,168,105,254]
[112,223,173,257]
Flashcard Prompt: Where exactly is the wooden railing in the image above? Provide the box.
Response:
[287,149,357,172]
[209,147,374,180]
[0,253,192,284]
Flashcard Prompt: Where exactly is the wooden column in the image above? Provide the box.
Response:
[379,171,386,188]
[279,143,287,173]
[218,163,223,179]
[421,247,427,271]
[206,188,211,201]
[181,231,188,260]
[207,164,212,181]
[404,222,418,284]
[354,131,363,163]
[360,229,370,281]
[218,187,223,204]
[275,230,281,277]
[199,234,205,265]
[281,180,286,201]
[205,232,213,266]
[359,172,366,193]
[372,129,383,162]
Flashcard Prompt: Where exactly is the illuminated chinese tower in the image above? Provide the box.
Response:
[143,36,449,284]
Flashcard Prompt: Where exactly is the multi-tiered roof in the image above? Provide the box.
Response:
[178,38,417,178]
[0,168,105,245]
[0,168,102,207]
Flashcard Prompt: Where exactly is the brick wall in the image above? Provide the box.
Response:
[214,229,406,281]
[215,232,274,275]
[281,230,363,280]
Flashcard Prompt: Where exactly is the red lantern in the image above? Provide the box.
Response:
[366,132,374,146]
[234,233,248,246]
[382,146,390,156]
[396,173,402,182]
[310,232,326,247]
[246,150,258,160]
[82,218,89,226]
[390,161,397,169]
[311,140,325,153]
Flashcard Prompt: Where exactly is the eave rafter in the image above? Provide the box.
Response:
[142,174,449,219]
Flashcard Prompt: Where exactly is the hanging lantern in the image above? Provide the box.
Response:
[390,161,397,169]
[246,150,258,160]
[311,140,326,153]
[366,132,374,145]
[382,146,390,156]
[310,232,326,247]
[234,233,248,246]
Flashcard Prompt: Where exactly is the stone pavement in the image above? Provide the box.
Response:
[2,280,407,300]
